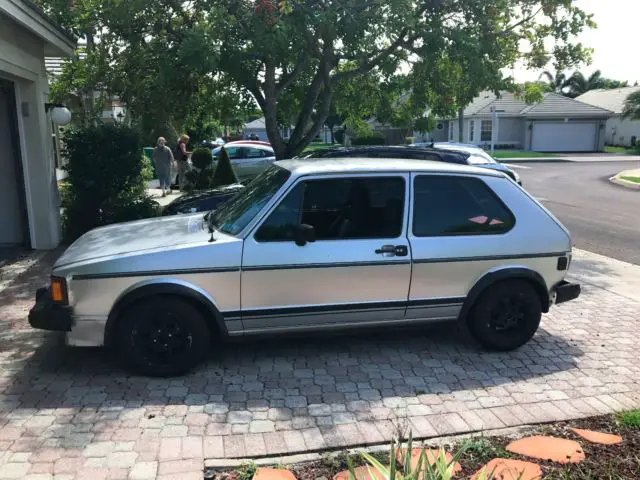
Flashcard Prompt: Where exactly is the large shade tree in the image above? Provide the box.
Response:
[211,0,594,158]
[38,0,595,158]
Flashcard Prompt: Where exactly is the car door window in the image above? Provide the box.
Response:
[225,147,243,160]
[413,175,514,236]
[255,177,405,242]
[245,148,266,158]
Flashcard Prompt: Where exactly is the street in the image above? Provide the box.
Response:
[514,161,640,265]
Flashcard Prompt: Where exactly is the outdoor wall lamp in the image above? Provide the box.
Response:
[45,103,72,126]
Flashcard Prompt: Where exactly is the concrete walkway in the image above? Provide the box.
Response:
[0,248,638,478]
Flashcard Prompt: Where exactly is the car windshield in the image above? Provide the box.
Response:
[210,165,291,235]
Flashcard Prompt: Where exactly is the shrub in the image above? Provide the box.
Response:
[334,129,346,145]
[184,147,216,190]
[212,147,239,187]
[351,133,385,146]
[61,123,158,240]
[406,137,416,145]
[191,147,213,170]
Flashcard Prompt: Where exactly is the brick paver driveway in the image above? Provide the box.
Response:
[0,251,638,479]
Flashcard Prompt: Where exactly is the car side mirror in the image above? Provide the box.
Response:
[294,224,316,247]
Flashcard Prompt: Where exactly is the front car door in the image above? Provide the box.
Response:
[240,173,412,333]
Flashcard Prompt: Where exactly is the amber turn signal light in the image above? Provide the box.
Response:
[50,277,68,304]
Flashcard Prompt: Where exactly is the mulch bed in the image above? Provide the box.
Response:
[206,413,640,479]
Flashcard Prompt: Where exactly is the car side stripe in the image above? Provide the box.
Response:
[242,260,411,272]
[222,297,465,319]
[73,267,240,280]
[412,252,566,264]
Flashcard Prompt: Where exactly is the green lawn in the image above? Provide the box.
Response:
[605,145,640,155]
[491,150,558,159]
[301,142,339,153]
[621,176,640,184]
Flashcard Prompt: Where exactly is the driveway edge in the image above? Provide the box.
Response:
[204,425,532,468]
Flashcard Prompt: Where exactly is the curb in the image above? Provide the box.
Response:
[204,425,533,468]
[609,172,640,190]
[496,158,568,163]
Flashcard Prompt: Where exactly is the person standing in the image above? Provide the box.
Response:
[175,134,191,191]
[152,137,175,197]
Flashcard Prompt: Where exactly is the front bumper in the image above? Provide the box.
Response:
[553,281,581,305]
[28,287,73,332]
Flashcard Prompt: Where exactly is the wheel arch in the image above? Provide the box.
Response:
[104,279,227,347]
[459,266,550,323]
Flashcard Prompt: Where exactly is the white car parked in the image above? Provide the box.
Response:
[213,142,276,180]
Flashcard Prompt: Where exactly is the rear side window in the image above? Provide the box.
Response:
[412,175,514,236]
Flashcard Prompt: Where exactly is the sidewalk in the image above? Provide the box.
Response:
[502,153,640,163]
[570,248,640,302]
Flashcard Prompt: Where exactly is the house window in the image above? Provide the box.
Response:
[480,120,492,142]
[448,121,454,141]
[469,121,475,143]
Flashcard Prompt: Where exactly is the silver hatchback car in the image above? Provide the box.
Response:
[30,158,580,376]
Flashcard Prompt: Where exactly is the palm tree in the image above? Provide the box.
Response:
[564,70,604,98]
[622,91,640,120]
[538,71,567,94]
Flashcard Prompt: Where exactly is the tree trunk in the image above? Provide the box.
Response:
[458,107,464,142]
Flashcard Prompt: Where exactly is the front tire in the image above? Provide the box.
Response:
[114,297,211,377]
[468,280,542,351]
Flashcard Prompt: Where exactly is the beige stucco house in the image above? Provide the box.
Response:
[1,0,74,249]
[577,87,640,147]
[424,91,613,152]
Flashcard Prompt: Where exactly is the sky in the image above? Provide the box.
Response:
[510,0,639,84]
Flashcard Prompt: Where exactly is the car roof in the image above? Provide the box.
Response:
[305,145,465,154]
[276,157,503,177]
[432,142,489,155]
[300,145,470,163]
[215,143,274,151]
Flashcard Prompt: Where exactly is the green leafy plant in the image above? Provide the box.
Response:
[61,123,158,240]
[212,147,239,187]
[349,432,493,480]
[184,147,216,190]
[236,462,257,480]
[616,409,640,428]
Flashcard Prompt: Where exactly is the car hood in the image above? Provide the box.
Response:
[55,213,210,269]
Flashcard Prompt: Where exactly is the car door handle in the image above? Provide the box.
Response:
[375,245,408,257]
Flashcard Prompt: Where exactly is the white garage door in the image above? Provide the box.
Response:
[532,122,597,152]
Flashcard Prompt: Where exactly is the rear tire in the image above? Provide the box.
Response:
[468,280,541,351]
[114,296,211,377]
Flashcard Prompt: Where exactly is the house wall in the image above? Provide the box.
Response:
[497,118,525,147]
[453,117,525,147]
[0,15,62,249]
[243,128,269,141]
[605,116,640,146]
